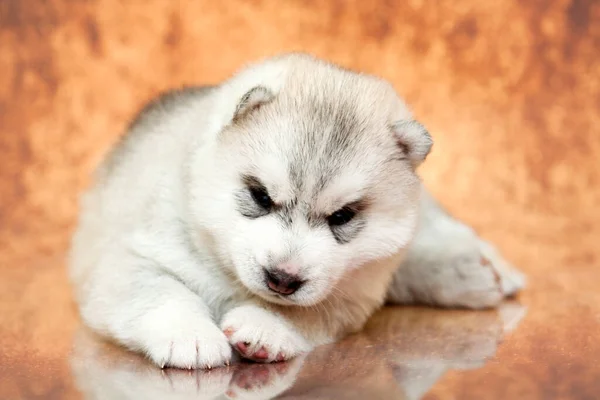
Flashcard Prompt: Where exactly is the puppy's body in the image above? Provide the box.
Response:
[69,54,524,369]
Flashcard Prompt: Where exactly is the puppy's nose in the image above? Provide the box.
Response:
[264,268,304,296]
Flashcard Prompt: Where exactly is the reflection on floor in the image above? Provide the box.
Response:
[3,250,600,399]
[70,303,526,400]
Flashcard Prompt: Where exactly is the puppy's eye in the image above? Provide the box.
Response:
[327,207,356,226]
[249,186,273,210]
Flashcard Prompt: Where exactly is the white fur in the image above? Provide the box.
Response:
[221,304,311,362]
[69,53,525,370]
[386,189,526,309]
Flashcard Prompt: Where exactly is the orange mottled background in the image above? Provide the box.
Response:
[1,0,599,266]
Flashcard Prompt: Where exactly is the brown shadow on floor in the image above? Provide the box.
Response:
[70,302,526,400]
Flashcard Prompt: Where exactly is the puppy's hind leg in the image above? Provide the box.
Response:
[386,188,526,309]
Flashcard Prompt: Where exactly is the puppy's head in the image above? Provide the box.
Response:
[189,54,432,306]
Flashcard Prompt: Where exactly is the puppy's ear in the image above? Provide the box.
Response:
[233,86,275,123]
[391,120,433,167]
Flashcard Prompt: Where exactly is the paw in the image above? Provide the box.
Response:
[478,240,526,298]
[139,305,232,369]
[432,239,525,309]
[390,234,526,309]
[71,327,234,400]
[220,305,311,363]
[145,321,232,369]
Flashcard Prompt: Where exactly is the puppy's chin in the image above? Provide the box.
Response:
[239,279,329,308]
[253,290,300,306]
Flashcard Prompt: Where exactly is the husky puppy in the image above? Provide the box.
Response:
[69,53,525,369]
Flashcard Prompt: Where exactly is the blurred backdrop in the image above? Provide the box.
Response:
[1,0,599,398]
[1,0,599,266]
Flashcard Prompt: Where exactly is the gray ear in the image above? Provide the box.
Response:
[392,120,433,167]
[233,86,275,122]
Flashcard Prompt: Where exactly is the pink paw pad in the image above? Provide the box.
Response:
[235,341,250,354]
[253,347,269,360]
[223,327,290,363]
[235,342,270,360]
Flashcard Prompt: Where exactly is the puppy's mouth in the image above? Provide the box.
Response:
[256,282,329,308]
[244,280,310,306]
[262,291,300,306]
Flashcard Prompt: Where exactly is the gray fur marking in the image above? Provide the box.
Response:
[129,86,214,130]
[102,86,214,177]
[286,96,374,200]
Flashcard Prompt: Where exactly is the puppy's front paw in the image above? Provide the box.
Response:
[221,305,311,363]
[139,305,232,369]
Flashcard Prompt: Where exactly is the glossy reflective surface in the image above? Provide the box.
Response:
[1,254,599,399]
[68,304,524,400]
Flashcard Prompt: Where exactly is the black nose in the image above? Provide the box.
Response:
[264,269,304,296]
